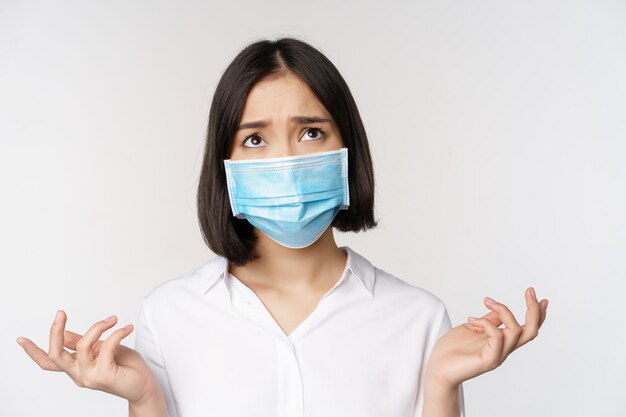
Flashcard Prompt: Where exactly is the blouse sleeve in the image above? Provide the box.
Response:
[414,301,466,417]
[134,297,179,417]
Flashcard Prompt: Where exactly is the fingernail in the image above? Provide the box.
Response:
[55,310,62,323]
[16,337,24,346]
[104,315,116,322]
[485,297,496,304]
[468,316,478,321]
[530,287,536,298]
[545,300,549,309]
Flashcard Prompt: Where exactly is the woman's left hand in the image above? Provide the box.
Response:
[425,287,549,389]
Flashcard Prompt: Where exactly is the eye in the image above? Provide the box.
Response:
[301,127,326,141]
[240,127,326,148]
[241,134,267,148]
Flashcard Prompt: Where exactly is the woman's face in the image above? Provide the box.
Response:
[229,72,344,160]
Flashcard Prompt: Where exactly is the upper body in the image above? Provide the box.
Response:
[90,38,546,417]
[155,38,546,417]
[17,37,546,417]
[134,244,466,417]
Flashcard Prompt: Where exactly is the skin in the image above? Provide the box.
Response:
[15,312,168,416]
[227,71,349,337]
[15,70,549,417]
[422,290,549,417]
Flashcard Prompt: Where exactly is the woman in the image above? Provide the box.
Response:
[16,37,549,417]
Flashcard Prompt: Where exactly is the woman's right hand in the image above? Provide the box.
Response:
[16,310,162,405]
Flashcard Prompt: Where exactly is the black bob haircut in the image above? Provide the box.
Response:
[197,37,379,266]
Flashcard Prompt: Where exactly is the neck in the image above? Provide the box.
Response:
[229,227,347,292]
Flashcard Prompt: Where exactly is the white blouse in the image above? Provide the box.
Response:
[133,245,466,417]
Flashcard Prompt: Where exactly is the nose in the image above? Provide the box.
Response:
[274,143,298,158]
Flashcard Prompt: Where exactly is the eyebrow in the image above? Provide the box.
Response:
[237,116,332,130]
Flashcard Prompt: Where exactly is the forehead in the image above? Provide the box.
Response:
[241,73,329,118]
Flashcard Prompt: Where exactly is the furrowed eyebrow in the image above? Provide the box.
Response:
[237,115,331,130]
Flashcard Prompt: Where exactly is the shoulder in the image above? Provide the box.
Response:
[140,256,224,306]
[372,264,447,322]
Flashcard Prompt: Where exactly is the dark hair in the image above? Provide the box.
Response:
[197,36,379,266]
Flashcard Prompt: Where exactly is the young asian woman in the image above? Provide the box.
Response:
[17,37,549,417]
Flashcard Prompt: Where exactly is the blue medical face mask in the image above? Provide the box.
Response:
[223,147,350,249]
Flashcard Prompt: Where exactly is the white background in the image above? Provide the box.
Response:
[1,1,625,416]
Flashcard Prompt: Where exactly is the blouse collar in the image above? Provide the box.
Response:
[191,245,375,298]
